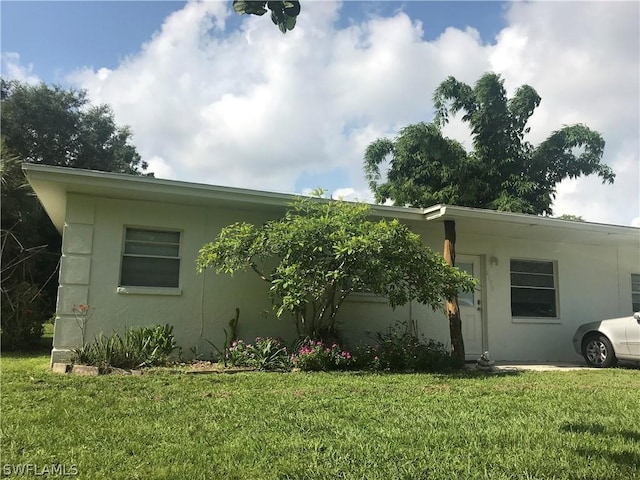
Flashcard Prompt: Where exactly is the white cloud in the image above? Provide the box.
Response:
[145,155,175,179]
[488,1,639,225]
[331,187,374,203]
[1,52,40,84]
[67,0,638,226]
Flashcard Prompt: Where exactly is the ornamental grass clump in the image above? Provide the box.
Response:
[73,324,177,371]
[226,337,290,371]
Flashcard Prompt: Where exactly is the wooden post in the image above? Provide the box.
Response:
[444,220,465,365]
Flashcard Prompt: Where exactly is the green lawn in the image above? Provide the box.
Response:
[1,354,638,480]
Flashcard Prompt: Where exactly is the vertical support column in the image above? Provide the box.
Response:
[50,195,95,365]
[444,219,465,365]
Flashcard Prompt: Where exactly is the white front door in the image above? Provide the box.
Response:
[457,255,484,360]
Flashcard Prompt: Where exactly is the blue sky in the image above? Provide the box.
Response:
[2,1,639,226]
[2,1,188,83]
[2,1,507,84]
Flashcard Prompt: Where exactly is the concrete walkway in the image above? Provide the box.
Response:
[468,361,639,372]
[492,362,595,372]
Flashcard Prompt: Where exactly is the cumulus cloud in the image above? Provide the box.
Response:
[66,0,638,226]
[489,1,639,225]
[2,52,40,84]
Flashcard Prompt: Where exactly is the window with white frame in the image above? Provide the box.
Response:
[510,259,557,318]
[632,274,640,312]
[120,228,181,288]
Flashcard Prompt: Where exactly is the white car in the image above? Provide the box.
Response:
[573,312,640,367]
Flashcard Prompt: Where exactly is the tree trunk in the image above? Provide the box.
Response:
[444,220,465,365]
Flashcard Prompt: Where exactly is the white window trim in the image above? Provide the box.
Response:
[347,291,388,303]
[510,258,560,323]
[119,226,182,289]
[116,286,182,296]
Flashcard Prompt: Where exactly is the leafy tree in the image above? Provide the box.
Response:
[233,0,301,34]
[364,72,615,361]
[1,80,148,174]
[1,146,51,349]
[1,79,149,349]
[197,193,475,342]
[557,214,585,222]
[364,72,614,215]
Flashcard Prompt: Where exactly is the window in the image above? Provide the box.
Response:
[344,278,387,303]
[632,274,640,312]
[120,228,180,288]
[510,259,557,318]
[456,261,475,307]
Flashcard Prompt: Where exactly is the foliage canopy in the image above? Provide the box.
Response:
[197,194,475,338]
[1,79,148,349]
[233,0,301,34]
[364,72,615,215]
[1,79,148,175]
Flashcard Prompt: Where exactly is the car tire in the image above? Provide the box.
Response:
[582,334,618,368]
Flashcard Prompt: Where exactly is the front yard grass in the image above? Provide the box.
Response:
[1,353,638,480]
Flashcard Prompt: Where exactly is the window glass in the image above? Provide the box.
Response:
[120,228,181,288]
[457,262,475,307]
[632,274,640,312]
[510,259,557,318]
[124,242,179,257]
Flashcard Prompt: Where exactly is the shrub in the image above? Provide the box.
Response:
[197,194,476,340]
[291,339,355,371]
[0,282,48,351]
[73,324,177,371]
[364,321,458,372]
[226,337,290,371]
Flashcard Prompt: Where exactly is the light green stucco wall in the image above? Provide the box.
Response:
[51,193,640,364]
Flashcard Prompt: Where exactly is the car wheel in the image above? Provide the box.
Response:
[583,334,617,368]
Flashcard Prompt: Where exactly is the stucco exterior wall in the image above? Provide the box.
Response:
[428,228,640,362]
[51,193,640,364]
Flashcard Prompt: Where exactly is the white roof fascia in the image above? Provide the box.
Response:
[22,164,639,246]
[424,204,640,246]
[22,164,426,230]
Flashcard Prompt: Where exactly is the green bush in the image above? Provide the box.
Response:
[73,324,177,371]
[291,339,355,371]
[363,321,458,372]
[225,325,458,374]
[0,282,48,351]
[226,337,290,371]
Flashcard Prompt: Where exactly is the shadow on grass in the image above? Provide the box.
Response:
[345,368,523,379]
[574,448,640,470]
[561,422,640,469]
[561,423,640,442]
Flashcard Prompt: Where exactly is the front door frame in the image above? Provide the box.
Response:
[457,254,487,360]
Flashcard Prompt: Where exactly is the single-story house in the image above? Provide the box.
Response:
[23,164,640,365]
